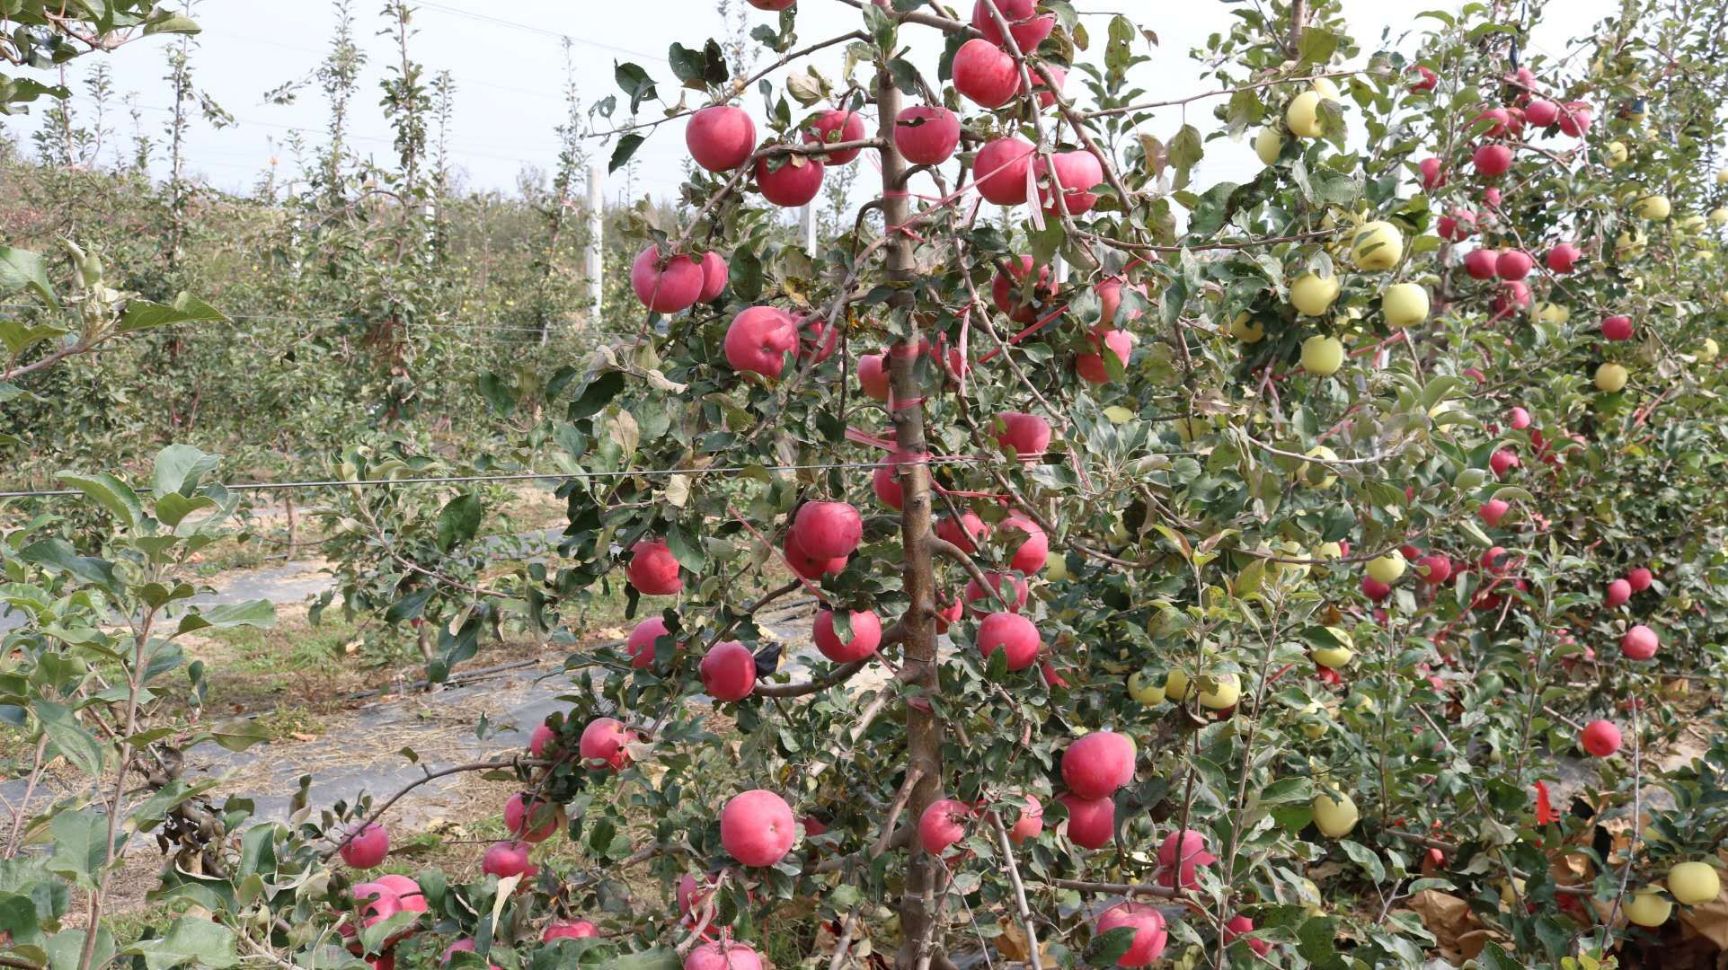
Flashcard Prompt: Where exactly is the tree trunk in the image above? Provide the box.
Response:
[877,69,946,970]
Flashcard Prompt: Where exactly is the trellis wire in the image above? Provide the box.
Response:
[0,456,995,501]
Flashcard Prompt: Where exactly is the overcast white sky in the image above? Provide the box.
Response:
[0,0,1615,203]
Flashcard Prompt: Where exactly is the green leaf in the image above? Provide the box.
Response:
[1259,776,1314,804]
[116,293,226,334]
[1338,839,1386,881]
[614,62,657,112]
[19,539,117,591]
[436,493,484,551]
[202,718,271,753]
[386,588,435,624]
[45,926,115,970]
[141,12,200,35]
[55,472,143,528]
[155,492,216,527]
[609,133,645,174]
[46,809,115,891]
[125,915,238,969]
[36,700,105,777]
[175,599,275,636]
[665,522,706,573]
[607,951,682,970]
[152,444,220,498]
[1297,27,1340,65]
[0,247,55,303]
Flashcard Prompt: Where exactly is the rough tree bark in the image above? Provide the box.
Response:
[876,66,946,970]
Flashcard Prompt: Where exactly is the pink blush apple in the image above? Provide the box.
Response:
[699,641,758,701]
[723,306,799,377]
[685,106,756,172]
[720,789,796,867]
[894,105,961,165]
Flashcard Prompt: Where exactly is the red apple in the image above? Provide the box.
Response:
[541,921,599,943]
[685,942,762,970]
[813,609,882,663]
[976,611,1041,671]
[1095,902,1168,967]
[340,823,389,869]
[1621,624,1658,660]
[1557,101,1593,136]
[975,136,1035,205]
[872,461,904,510]
[1409,65,1438,93]
[700,641,757,701]
[627,616,672,669]
[1492,280,1530,316]
[1464,248,1499,280]
[783,531,847,580]
[858,352,890,401]
[918,798,972,853]
[755,153,825,208]
[952,38,1021,108]
[792,501,862,559]
[1604,579,1631,608]
[698,251,729,302]
[1156,829,1217,890]
[1525,98,1560,127]
[1419,157,1446,190]
[723,306,799,377]
[1480,499,1510,527]
[991,255,1056,323]
[994,411,1051,456]
[999,513,1049,572]
[1417,554,1452,585]
[686,106,756,172]
[1544,243,1581,274]
[504,793,563,843]
[1037,150,1104,215]
[1028,64,1066,107]
[1481,546,1511,573]
[1077,329,1132,383]
[627,539,682,596]
[936,510,990,553]
[964,571,1029,613]
[1057,792,1114,849]
[1007,794,1043,843]
[630,246,705,314]
[1062,730,1136,799]
[1363,576,1392,601]
[1490,448,1520,477]
[894,105,961,165]
[1474,107,1512,136]
[802,109,866,163]
[1496,249,1534,281]
[1057,791,1112,843]
[481,840,536,880]
[745,0,795,8]
[579,717,634,771]
[1580,719,1621,757]
[528,723,556,759]
[1438,209,1477,241]
[1223,915,1271,957]
[971,0,1055,50]
[1601,315,1634,341]
[935,594,965,633]
[1095,277,1146,328]
[720,789,796,866]
[1626,566,1653,592]
[1472,143,1513,179]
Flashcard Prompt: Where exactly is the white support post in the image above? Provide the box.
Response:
[587,162,605,326]
[800,203,818,257]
